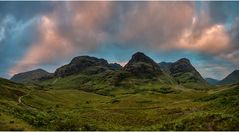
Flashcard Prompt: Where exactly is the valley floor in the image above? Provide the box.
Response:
[0,84,239,130]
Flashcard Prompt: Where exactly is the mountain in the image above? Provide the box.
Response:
[54,56,114,77]
[169,58,207,84]
[158,58,207,85]
[43,52,175,91]
[10,69,53,83]
[205,78,219,85]
[123,52,163,78]
[218,70,239,85]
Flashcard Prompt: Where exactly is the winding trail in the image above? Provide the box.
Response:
[52,78,59,84]
[18,91,34,109]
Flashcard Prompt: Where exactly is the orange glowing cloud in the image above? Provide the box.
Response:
[119,2,195,49]
[9,16,73,75]
[117,1,231,56]
[178,24,230,54]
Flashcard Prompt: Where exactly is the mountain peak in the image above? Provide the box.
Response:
[132,52,146,57]
[34,68,47,72]
[177,58,190,64]
[130,52,153,63]
[123,52,163,78]
[169,58,207,85]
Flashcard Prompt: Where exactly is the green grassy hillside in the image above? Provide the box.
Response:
[0,78,35,130]
[1,77,239,130]
[0,78,28,101]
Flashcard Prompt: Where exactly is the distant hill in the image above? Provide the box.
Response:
[205,78,219,85]
[218,70,239,85]
[123,52,164,78]
[10,69,53,83]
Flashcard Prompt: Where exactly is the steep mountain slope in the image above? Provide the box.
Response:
[123,52,163,78]
[205,78,219,85]
[218,70,239,85]
[54,56,114,77]
[170,58,207,84]
[10,69,53,83]
[159,58,207,85]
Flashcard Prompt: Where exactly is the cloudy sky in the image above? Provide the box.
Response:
[0,1,239,80]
